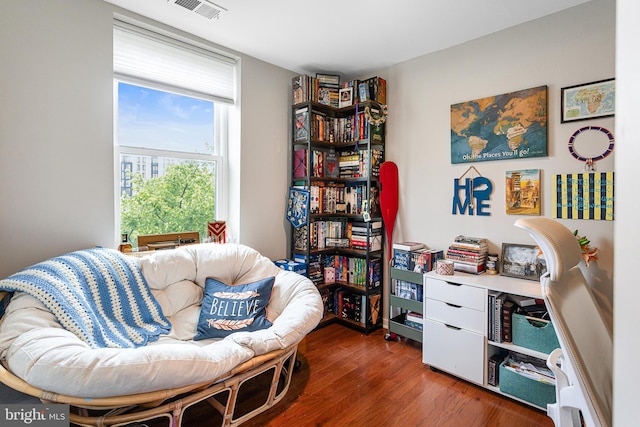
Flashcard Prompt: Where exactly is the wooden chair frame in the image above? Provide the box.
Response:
[0,342,298,427]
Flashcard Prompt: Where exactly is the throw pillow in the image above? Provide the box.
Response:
[194,276,275,340]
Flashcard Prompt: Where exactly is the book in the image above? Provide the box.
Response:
[406,311,423,325]
[393,241,425,251]
[369,294,381,324]
[509,294,544,307]
[454,235,488,246]
[453,260,485,274]
[487,353,506,386]
[487,291,505,341]
[293,149,307,178]
[393,249,411,270]
[358,82,370,102]
[294,107,309,141]
[493,293,506,343]
[410,248,433,273]
[292,74,307,104]
[501,300,517,342]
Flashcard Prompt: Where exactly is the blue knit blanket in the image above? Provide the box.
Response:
[0,248,171,348]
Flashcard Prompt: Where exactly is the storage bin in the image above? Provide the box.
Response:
[499,361,556,408]
[273,259,307,275]
[512,313,560,354]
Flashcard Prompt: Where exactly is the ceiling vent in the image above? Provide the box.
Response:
[170,0,227,20]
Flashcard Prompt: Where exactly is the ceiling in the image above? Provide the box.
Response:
[105,0,593,80]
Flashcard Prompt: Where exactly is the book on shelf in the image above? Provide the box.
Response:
[453,235,488,246]
[452,260,486,274]
[509,294,545,307]
[488,291,506,342]
[405,311,423,331]
[294,107,309,141]
[324,149,339,178]
[406,311,423,324]
[293,149,307,178]
[501,300,517,342]
[292,74,307,105]
[319,287,332,317]
[393,241,425,251]
[487,353,506,386]
[362,76,387,105]
[369,293,381,325]
[394,279,423,302]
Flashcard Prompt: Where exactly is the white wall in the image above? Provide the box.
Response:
[0,0,115,278]
[380,0,615,315]
[614,0,640,424]
[237,56,296,257]
[0,0,294,278]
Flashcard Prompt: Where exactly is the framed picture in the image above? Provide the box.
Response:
[506,169,540,215]
[561,78,615,123]
[500,243,547,281]
[339,87,353,108]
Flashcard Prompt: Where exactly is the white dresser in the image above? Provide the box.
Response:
[422,271,552,408]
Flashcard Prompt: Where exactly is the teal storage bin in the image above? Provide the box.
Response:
[499,361,556,408]
[512,313,560,354]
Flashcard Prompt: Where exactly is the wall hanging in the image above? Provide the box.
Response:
[506,169,541,215]
[560,78,615,123]
[452,166,493,216]
[286,188,310,228]
[553,172,614,221]
[567,125,615,171]
[450,85,548,163]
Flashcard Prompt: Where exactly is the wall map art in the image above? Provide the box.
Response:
[450,86,548,164]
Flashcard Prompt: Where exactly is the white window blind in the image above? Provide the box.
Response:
[114,21,236,104]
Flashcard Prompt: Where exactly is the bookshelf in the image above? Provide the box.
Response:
[289,74,386,334]
[422,271,558,410]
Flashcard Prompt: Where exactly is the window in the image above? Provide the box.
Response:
[113,20,236,246]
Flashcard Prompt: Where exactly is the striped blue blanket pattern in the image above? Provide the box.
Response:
[0,247,171,348]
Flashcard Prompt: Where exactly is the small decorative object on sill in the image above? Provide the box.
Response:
[574,230,598,266]
[118,233,132,253]
[486,254,499,275]
[207,221,227,243]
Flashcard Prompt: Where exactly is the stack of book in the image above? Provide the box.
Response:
[392,241,424,270]
[446,235,488,274]
[404,311,423,331]
[488,293,546,343]
[350,220,382,252]
[293,74,386,107]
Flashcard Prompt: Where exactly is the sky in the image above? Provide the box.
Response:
[117,82,214,154]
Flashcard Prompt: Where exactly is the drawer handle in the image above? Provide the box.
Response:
[444,324,461,331]
[446,302,462,308]
[445,281,462,286]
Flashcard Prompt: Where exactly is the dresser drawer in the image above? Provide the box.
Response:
[422,318,485,385]
[424,298,485,334]
[425,277,486,311]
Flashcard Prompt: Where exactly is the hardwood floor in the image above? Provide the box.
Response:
[175,323,554,427]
